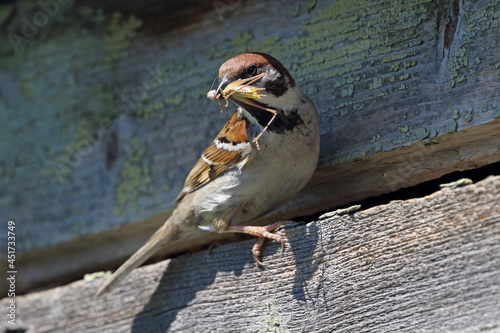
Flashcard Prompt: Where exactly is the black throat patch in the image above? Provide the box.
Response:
[238,100,304,134]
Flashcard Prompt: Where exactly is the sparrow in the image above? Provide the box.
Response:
[96,52,320,297]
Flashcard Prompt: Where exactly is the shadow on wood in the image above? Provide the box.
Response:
[131,223,323,331]
[6,175,499,332]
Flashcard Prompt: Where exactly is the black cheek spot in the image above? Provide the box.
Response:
[240,101,304,134]
[276,110,304,132]
[264,75,288,97]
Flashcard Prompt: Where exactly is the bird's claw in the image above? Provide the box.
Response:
[226,221,288,266]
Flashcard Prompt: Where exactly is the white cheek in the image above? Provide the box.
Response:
[259,86,303,111]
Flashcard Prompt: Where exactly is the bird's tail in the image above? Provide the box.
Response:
[95,221,178,297]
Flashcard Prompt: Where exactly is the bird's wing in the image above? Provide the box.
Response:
[175,110,253,203]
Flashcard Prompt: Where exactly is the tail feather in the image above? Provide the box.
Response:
[95,222,178,297]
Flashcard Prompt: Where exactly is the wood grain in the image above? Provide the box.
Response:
[4,175,499,332]
[0,0,499,293]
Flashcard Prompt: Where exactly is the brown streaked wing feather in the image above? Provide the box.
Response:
[174,111,251,203]
[218,111,249,144]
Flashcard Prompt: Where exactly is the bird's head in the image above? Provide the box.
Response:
[215,52,296,98]
[208,52,306,133]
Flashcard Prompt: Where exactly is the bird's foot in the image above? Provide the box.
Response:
[225,221,287,266]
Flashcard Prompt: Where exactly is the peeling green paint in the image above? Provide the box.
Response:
[369,77,383,90]
[101,13,142,66]
[291,0,427,110]
[257,301,291,333]
[448,0,500,87]
[232,31,254,46]
[341,84,354,97]
[403,60,417,68]
[395,83,408,91]
[464,108,474,122]
[448,45,469,87]
[266,0,430,133]
[383,51,419,63]
[2,0,498,252]
[248,35,280,55]
[415,127,429,140]
[114,136,152,216]
[0,3,132,198]
[307,86,319,95]
[445,121,458,133]
[333,74,360,88]
[399,73,410,81]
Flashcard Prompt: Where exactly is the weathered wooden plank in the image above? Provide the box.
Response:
[0,0,499,293]
[3,175,499,332]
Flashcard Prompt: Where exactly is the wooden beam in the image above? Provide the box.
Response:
[5,176,499,332]
[1,0,499,294]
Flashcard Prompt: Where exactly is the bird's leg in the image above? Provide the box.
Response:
[217,97,226,112]
[224,221,287,266]
[207,90,227,113]
[252,111,277,150]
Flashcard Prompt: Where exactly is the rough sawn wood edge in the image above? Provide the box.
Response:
[5,175,499,332]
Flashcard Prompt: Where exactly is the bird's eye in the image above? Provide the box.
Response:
[246,65,258,76]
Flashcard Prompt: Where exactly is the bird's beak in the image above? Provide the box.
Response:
[219,73,266,100]
[207,73,267,111]
[214,75,231,97]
